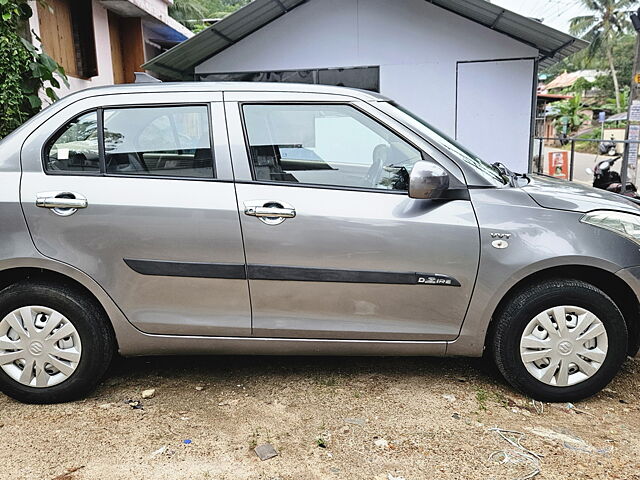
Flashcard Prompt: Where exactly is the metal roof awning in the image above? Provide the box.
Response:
[143,0,588,80]
[426,0,587,68]
[143,0,306,79]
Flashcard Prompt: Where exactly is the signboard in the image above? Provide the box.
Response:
[598,111,606,123]
[548,151,569,179]
[630,100,640,122]
[628,124,640,168]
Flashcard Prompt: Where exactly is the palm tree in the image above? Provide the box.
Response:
[570,0,634,111]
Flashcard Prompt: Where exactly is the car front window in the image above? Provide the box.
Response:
[242,103,424,191]
[386,102,508,186]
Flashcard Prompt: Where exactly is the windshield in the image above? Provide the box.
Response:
[387,102,509,186]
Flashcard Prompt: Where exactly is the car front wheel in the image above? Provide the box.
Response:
[0,281,114,404]
[492,278,628,402]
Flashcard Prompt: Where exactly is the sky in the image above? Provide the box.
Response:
[489,0,591,34]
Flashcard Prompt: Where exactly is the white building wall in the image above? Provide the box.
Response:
[457,59,536,169]
[195,0,538,171]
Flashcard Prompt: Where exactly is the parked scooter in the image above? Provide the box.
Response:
[586,155,640,198]
[598,136,618,156]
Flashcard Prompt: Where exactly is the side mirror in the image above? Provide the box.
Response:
[409,160,449,199]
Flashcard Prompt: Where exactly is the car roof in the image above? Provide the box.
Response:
[58,81,388,103]
[0,82,388,146]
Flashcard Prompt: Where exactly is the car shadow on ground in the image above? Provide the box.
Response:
[99,353,640,407]
[104,354,506,390]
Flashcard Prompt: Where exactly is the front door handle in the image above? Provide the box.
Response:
[36,192,88,216]
[243,200,296,225]
[245,206,296,218]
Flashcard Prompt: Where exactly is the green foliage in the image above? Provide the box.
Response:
[601,87,630,113]
[590,34,636,97]
[169,0,251,30]
[544,33,635,88]
[554,93,590,135]
[0,0,67,139]
[315,436,328,448]
[569,0,633,53]
[568,77,595,95]
[199,0,250,18]
[543,50,593,79]
[475,388,488,411]
[544,3,635,120]
[169,0,207,26]
[563,128,603,154]
[608,34,635,86]
[568,0,633,110]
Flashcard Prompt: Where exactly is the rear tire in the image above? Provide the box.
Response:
[0,281,114,404]
[492,278,627,402]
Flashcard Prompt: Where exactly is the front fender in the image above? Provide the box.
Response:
[447,187,638,356]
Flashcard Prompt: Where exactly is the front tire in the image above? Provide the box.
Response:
[0,281,114,404]
[492,279,628,402]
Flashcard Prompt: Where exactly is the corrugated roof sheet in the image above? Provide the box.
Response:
[543,69,605,90]
[605,112,628,122]
[143,0,588,80]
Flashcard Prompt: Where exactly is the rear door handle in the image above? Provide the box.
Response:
[36,192,88,216]
[243,200,296,225]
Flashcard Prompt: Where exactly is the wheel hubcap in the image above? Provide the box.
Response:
[520,305,608,387]
[0,306,82,388]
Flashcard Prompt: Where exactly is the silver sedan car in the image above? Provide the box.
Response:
[0,82,637,404]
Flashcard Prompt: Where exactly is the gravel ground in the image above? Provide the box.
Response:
[1,354,639,480]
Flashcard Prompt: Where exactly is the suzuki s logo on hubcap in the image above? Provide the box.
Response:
[558,341,573,355]
[29,341,44,356]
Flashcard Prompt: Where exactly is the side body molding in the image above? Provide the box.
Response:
[124,259,462,286]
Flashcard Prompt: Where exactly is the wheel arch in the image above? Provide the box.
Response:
[0,258,139,353]
[485,265,640,357]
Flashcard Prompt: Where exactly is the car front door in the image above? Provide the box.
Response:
[226,92,480,340]
[20,91,251,336]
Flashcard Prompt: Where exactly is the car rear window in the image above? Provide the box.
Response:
[103,105,214,178]
[44,105,215,179]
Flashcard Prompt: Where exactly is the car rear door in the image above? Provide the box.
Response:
[225,91,480,341]
[20,91,251,336]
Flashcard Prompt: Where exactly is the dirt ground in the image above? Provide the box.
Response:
[1,354,639,480]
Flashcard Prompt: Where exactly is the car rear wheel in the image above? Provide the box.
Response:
[491,278,628,402]
[0,281,114,404]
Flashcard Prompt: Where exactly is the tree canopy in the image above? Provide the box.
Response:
[169,0,251,28]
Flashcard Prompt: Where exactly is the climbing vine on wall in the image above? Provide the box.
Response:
[0,0,67,139]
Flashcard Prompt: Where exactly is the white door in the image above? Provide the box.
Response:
[456,59,535,172]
